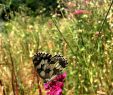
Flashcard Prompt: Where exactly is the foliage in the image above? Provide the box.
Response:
[0,0,66,21]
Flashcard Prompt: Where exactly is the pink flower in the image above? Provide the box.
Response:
[44,73,66,95]
[73,10,91,15]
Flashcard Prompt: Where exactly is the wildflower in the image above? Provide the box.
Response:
[44,73,66,95]
[73,10,91,15]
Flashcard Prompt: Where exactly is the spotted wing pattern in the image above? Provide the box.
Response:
[33,52,68,82]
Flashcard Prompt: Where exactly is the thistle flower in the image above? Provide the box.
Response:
[44,73,66,95]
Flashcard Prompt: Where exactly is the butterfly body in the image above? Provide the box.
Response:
[33,52,68,82]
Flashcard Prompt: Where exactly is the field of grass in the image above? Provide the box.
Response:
[0,1,113,95]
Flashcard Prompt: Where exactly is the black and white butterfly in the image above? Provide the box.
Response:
[32,52,68,82]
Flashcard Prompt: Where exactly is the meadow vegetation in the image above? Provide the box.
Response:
[0,0,113,95]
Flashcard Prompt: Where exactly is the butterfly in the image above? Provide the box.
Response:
[32,52,68,82]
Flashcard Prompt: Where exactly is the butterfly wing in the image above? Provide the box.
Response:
[49,54,68,75]
[33,52,52,79]
[33,52,68,82]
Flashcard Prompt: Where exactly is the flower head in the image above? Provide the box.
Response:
[44,73,66,95]
[73,10,91,15]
